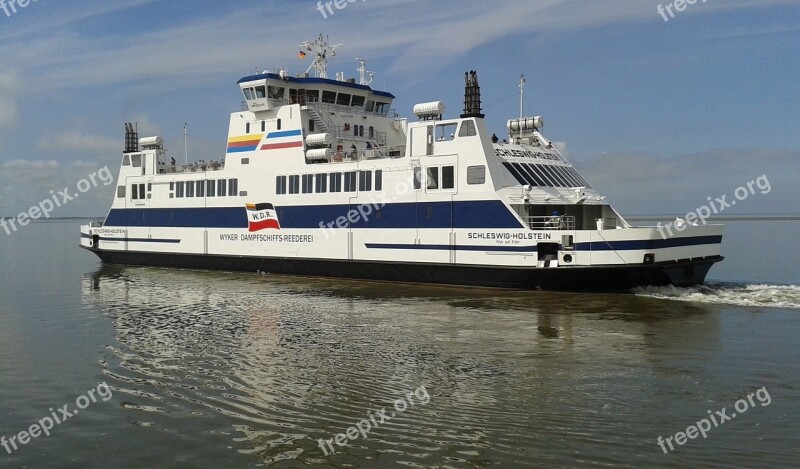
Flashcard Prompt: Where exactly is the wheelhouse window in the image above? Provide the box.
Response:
[336,93,351,106]
[322,91,336,104]
[243,88,254,100]
[351,95,365,108]
[268,86,285,100]
[365,100,375,112]
[254,86,266,99]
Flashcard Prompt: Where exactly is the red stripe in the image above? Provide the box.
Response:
[248,219,280,232]
[260,141,303,151]
[228,140,262,148]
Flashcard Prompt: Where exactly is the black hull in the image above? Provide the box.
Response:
[81,246,723,291]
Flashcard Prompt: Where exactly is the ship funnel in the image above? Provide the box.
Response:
[461,70,484,119]
[124,122,139,153]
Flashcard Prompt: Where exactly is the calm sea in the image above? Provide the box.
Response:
[0,221,798,468]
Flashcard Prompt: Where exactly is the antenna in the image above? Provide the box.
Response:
[519,74,526,119]
[300,33,342,79]
[356,58,375,86]
[183,123,188,165]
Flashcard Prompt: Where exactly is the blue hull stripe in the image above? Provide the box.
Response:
[103,200,524,230]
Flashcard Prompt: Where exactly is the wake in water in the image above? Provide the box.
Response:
[632,282,800,309]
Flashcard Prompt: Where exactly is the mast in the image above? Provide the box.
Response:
[300,33,342,79]
[356,58,375,85]
[519,74,526,119]
[183,123,188,165]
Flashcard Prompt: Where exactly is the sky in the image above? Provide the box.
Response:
[0,0,798,218]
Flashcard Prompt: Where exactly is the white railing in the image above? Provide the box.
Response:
[523,215,575,230]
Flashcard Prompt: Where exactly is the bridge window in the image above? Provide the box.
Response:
[243,88,254,100]
[306,90,319,103]
[322,91,336,104]
[365,100,375,112]
[255,86,266,99]
[375,102,389,114]
[130,154,142,167]
[337,93,351,106]
[351,95,365,108]
[268,86,285,100]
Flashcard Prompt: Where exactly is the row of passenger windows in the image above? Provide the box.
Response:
[276,171,383,195]
[170,179,240,198]
[502,162,592,188]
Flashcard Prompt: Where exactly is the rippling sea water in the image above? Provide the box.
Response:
[1,221,798,468]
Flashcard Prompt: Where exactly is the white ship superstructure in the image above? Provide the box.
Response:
[80,35,723,290]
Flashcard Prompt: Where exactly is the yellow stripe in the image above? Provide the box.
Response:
[245,203,257,210]
[228,134,264,143]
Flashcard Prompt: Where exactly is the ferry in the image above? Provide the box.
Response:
[80,35,723,291]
